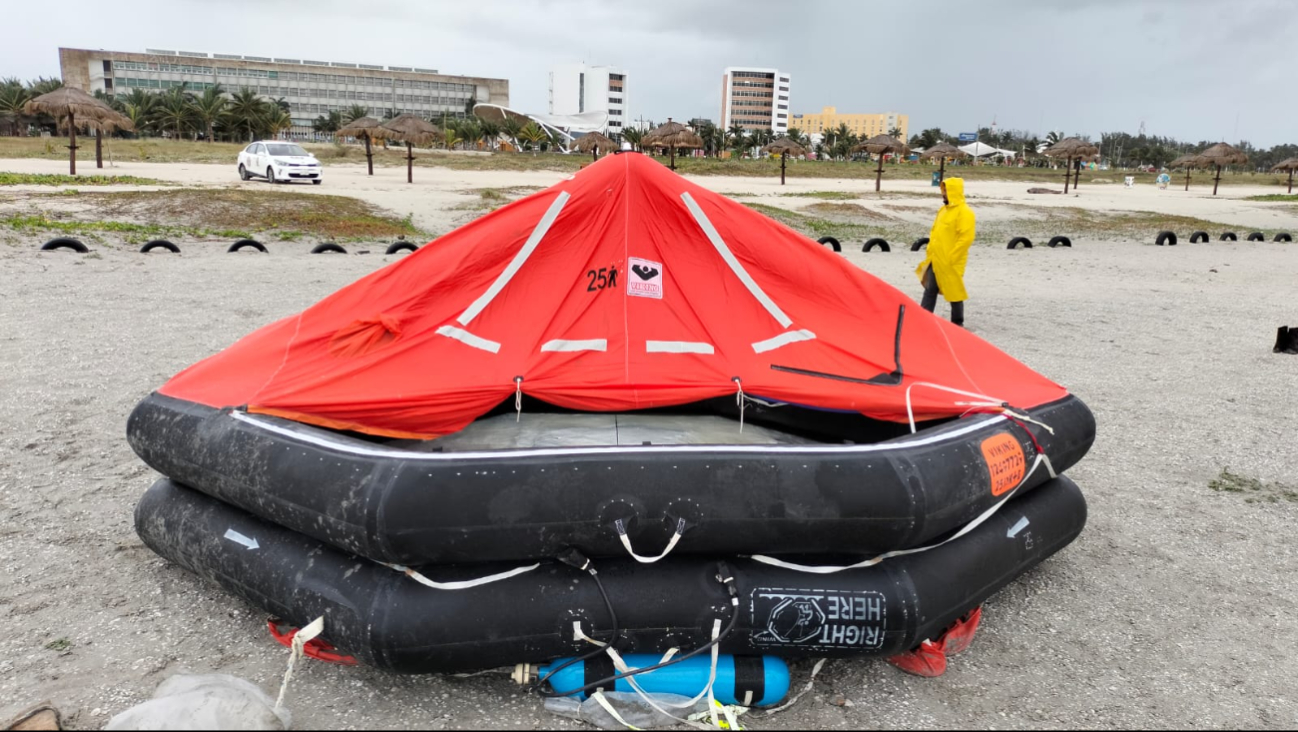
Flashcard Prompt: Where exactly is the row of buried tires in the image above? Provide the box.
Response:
[1154,230,1293,246]
[817,235,1072,253]
[38,238,422,255]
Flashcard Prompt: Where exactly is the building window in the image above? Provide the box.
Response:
[102,60,112,74]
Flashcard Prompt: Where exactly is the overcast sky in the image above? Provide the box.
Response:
[5,0,1295,146]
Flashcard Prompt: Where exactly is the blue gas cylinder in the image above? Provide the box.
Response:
[539,654,790,707]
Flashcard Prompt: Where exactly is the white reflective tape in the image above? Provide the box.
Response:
[436,325,501,354]
[681,191,793,328]
[1007,516,1030,538]
[752,328,816,354]
[646,340,715,354]
[541,338,608,352]
[457,191,570,326]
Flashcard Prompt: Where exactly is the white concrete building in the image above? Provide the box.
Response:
[720,67,790,134]
[548,63,627,136]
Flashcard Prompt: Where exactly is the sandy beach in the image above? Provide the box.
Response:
[2,157,1297,729]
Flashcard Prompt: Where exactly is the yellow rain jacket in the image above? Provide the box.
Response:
[915,177,976,302]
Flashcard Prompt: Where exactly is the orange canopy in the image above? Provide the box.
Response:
[161,152,1067,439]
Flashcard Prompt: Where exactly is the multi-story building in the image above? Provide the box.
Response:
[548,63,627,135]
[720,67,790,133]
[791,106,909,142]
[58,47,509,137]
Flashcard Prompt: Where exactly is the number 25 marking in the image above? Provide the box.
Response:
[586,266,619,293]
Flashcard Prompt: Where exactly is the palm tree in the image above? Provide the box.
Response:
[268,107,294,139]
[458,120,482,150]
[312,110,343,136]
[478,119,501,151]
[518,122,547,154]
[343,105,370,124]
[152,86,196,141]
[1046,130,1063,146]
[26,77,63,96]
[226,88,266,142]
[749,127,774,154]
[621,126,644,152]
[499,117,523,150]
[0,80,30,136]
[728,127,749,158]
[443,128,462,150]
[785,128,808,149]
[192,85,227,143]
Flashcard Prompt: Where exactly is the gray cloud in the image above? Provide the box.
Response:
[3,0,1294,145]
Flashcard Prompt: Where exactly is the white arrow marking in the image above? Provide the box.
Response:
[224,528,260,551]
[1007,517,1030,538]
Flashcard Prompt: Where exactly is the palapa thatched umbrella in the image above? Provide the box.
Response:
[23,87,124,175]
[1197,143,1248,196]
[1271,157,1298,194]
[761,137,807,185]
[851,134,910,192]
[573,131,618,162]
[1169,153,1205,192]
[919,143,969,184]
[1043,138,1100,194]
[642,118,703,171]
[379,114,442,183]
[82,110,135,170]
[337,116,384,176]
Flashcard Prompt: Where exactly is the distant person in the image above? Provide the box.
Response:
[916,178,976,327]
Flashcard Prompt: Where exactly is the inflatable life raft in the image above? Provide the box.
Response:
[136,475,1087,674]
[128,392,1093,565]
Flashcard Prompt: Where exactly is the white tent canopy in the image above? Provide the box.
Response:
[473,104,609,152]
[959,141,1016,158]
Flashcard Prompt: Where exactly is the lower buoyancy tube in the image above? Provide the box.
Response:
[135,475,1088,674]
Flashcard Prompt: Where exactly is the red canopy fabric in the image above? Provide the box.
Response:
[161,152,1068,439]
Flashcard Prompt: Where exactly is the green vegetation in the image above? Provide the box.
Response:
[4,189,425,243]
[780,190,860,200]
[0,172,169,186]
[455,185,546,211]
[1245,194,1298,202]
[45,638,72,652]
[1209,468,1298,504]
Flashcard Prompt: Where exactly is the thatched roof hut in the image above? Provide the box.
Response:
[851,135,909,192]
[1042,138,1100,193]
[1196,143,1248,196]
[23,86,124,175]
[1271,157,1298,193]
[574,132,618,160]
[338,116,384,175]
[380,114,442,183]
[919,143,968,183]
[1168,153,1205,191]
[761,137,807,185]
[642,118,702,170]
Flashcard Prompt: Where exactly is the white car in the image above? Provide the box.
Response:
[237,141,323,185]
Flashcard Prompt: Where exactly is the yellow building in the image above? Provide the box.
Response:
[790,106,908,141]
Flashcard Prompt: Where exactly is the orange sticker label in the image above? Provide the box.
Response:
[981,433,1026,496]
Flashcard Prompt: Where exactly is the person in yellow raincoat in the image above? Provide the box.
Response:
[915,177,975,327]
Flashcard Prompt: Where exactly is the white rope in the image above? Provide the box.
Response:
[905,382,1009,434]
[748,452,1057,574]
[764,658,827,715]
[274,615,323,712]
[383,561,540,590]
[514,377,524,422]
[733,378,745,433]
[615,518,686,564]
[604,616,729,730]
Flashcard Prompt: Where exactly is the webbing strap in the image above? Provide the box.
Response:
[384,562,540,590]
[615,518,686,564]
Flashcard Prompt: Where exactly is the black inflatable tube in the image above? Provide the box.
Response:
[862,238,890,253]
[1276,233,1293,243]
[816,236,841,253]
[229,239,267,253]
[140,239,180,254]
[1220,232,1237,242]
[126,392,1094,565]
[135,475,1087,673]
[386,241,419,255]
[1189,231,1208,243]
[312,242,347,254]
[1155,231,1177,246]
[910,238,928,252]
[41,238,88,253]
[1047,236,1071,248]
[1247,232,1265,241]
[1007,237,1032,250]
